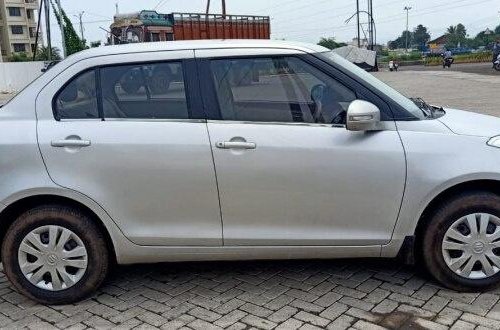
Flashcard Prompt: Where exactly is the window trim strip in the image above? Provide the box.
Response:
[95,68,104,121]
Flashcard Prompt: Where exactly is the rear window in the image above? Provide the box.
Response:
[54,70,99,119]
[53,61,190,120]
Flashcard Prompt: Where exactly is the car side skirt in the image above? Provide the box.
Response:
[115,244,382,264]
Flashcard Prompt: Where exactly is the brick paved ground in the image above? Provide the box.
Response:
[1,68,500,329]
[2,259,500,330]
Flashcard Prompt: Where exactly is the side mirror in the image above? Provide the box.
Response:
[346,100,382,131]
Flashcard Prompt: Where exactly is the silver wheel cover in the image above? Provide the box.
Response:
[442,213,500,279]
[18,225,88,291]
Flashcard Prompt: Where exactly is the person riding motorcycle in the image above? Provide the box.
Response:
[493,41,500,69]
[442,49,454,68]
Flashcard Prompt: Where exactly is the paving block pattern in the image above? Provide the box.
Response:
[2,259,500,329]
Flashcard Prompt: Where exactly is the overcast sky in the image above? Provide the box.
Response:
[45,0,500,51]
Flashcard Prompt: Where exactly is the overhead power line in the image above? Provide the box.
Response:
[273,0,494,38]
[154,0,169,11]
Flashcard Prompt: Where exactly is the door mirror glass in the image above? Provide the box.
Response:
[346,100,381,131]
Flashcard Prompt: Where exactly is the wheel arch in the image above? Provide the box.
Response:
[0,193,118,264]
[413,179,500,254]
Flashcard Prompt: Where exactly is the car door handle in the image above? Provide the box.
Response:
[216,141,257,150]
[51,139,91,148]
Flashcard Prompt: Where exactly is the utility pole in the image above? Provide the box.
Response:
[75,11,85,41]
[206,0,225,17]
[55,0,66,57]
[44,0,52,60]
[356,0,360,47]
[404,6,412,52]
[368,0,373,50]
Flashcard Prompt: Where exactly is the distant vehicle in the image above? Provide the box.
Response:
[110,11,270,44]
[442,53,454,68]
[389,60,399,71]
[3,40,500,304]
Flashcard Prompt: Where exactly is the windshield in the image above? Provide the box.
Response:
[317,51,425,120]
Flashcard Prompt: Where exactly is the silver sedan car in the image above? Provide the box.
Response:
[1,40,500,304]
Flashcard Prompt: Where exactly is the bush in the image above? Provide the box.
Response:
[8,52,30,62]
[424,51,492,66]
[379,51,423,63]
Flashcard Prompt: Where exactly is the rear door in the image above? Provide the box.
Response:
[196,48,406,246]
[36,51,223,246]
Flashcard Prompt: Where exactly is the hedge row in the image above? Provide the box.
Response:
[424,52,493,66]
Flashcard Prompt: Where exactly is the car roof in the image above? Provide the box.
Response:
[69,39,328,61]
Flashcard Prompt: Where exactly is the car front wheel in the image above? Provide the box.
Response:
[422,191,500,291]
[1,205,109,304]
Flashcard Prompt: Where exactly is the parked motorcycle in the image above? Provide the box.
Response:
[494,54,500,72]
[388,60,399,72]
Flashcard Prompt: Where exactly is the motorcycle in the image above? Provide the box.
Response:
[494,54,500,72]
[441,54,454,68]
[388,60,399,72]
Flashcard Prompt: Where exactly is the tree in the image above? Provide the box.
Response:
[495,24,500,35]
[412,25,431,47]
[456,23,467,38]
[468,28,499,48]
[50,0,87,55]
[35,46,62,61]
[388,30,413,49]
[446,23,468,48]
[317,37,346,50]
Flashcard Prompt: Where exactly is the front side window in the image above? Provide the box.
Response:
[210,56,356,124]
[54,70,99,119]
[8,7,21,17]
[100,62,189,119]
[318,51,423,119]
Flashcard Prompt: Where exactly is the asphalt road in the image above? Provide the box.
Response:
[374,63,500,117]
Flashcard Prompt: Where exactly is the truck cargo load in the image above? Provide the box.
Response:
[110,10,270,44]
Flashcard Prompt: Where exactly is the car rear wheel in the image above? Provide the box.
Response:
[1,205,109,304]
[422,191,500,291]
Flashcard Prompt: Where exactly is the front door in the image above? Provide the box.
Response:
[199,52,406,246]
[37,52,222,246]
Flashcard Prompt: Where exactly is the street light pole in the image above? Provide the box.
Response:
[404,6,412,52]
[55,0,66,57]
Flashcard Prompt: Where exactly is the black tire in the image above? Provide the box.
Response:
[1,205,109,304]
[421,191,500,292]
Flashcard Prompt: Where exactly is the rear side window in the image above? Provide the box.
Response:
[54,70,99,119]
[54,61,189,120]
[100,62,188,119]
